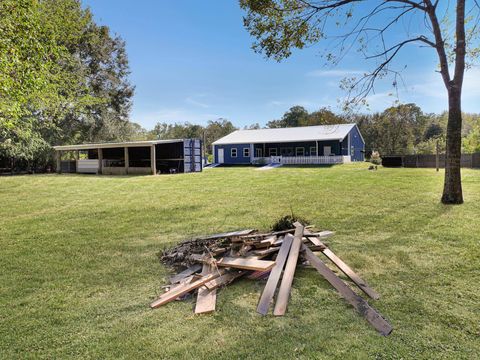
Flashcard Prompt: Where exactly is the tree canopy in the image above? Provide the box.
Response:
[0,0,134,169]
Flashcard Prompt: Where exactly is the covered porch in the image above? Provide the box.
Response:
[250,139,350,165]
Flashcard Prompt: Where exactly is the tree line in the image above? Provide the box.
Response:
[137,104,480,158]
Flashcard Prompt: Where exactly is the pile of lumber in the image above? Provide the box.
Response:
[151,222,393,336]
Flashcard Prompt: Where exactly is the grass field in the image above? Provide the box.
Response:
[1,164,479,359]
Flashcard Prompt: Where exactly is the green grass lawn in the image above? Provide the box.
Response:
[1,164,479,359]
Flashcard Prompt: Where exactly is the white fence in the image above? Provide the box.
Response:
[252,155,345,165]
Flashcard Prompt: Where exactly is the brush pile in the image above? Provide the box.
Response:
[151,221,392,336]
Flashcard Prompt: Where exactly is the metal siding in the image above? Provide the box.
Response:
[348,126,365,161]
[183,139,203,172]
[214,143,251,164]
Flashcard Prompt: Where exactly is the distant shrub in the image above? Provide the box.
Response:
[370,151,382,165]
[271,214,309,231]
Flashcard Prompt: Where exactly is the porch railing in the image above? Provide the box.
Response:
[252,155,345,165]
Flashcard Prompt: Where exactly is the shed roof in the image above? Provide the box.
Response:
[212,123,357,145]
[53,139,184,151]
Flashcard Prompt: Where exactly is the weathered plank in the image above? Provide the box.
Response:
[302,227,380,300]
[256,234,294,315]
[303,231,335,239]
[302,245,392,336]
[198,229,256,241]
[195,286,217,314]
[253,246,281,257]
[150,272,219,309]
[204,271,245,290]
[273,225,304,316]
[216,257,275,271]
[169,264,202,284]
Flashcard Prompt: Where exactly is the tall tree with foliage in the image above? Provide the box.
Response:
[267,105,345,128]
[0,0,134,170]
[151,119,237,155]
[240,0,480,204]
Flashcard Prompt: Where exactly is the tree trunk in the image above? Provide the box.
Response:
[441,89,463,204]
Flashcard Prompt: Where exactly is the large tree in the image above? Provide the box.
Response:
[240,0,479,204]
[0,0,134,170]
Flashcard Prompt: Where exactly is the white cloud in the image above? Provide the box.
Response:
[306,69,365,77]
[185,95,210,108]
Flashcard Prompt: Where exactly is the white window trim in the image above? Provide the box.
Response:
[310,146,317,156]
[231,148,237,158]
[255,148,262,157]
[269,148,277,156]
[296,147,305,156]
[243,148,250,157]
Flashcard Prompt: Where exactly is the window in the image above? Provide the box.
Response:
[351,146,354,155]
[269,148,277,156]
[255,148,262,157]
[231,148,237,158]
[280,147,293,156]
[243,148,250,157]
[310,147,317,156]
[296,147,305,156]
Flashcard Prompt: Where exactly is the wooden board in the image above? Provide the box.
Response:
[304,231,335,239]
[200,229,256,240]
[216,257,275,271]
[273,225,304,316]
[150,272,219,309]
[204,271,245,290]
[302,228,380,300]
[195,286,217,314]
[256,234,294,315]
[253,247,281,257]
[169,264,202,284]
[302,245,392,336]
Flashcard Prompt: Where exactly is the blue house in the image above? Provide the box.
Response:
[212,124,364,165]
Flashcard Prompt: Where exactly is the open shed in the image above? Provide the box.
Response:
[53,139,202,175]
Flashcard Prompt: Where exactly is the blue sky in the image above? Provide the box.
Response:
[83,0,480,129]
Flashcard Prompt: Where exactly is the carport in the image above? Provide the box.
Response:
[53,139,202,175]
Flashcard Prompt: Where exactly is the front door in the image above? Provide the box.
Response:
[217,148,224,163]
[324,146,332,156]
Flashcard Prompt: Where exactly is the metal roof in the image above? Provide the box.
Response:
[53,139,185,151]
[212,124,357,145]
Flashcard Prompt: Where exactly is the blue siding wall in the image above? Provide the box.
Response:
[214,143,251,164]
[348,125,365,161]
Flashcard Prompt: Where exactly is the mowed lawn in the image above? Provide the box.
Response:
[0,164,479,359]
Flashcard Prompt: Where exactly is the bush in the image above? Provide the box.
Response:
[271,214,309,231]
[370,151,382,165]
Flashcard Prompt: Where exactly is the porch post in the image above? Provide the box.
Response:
[316,141,319,157]
[98,148,103,174]
[151,145,156,175]
[56,151,61,173]
[124,147,129,174]
[250,143,254,163]
[263,143,266,158]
